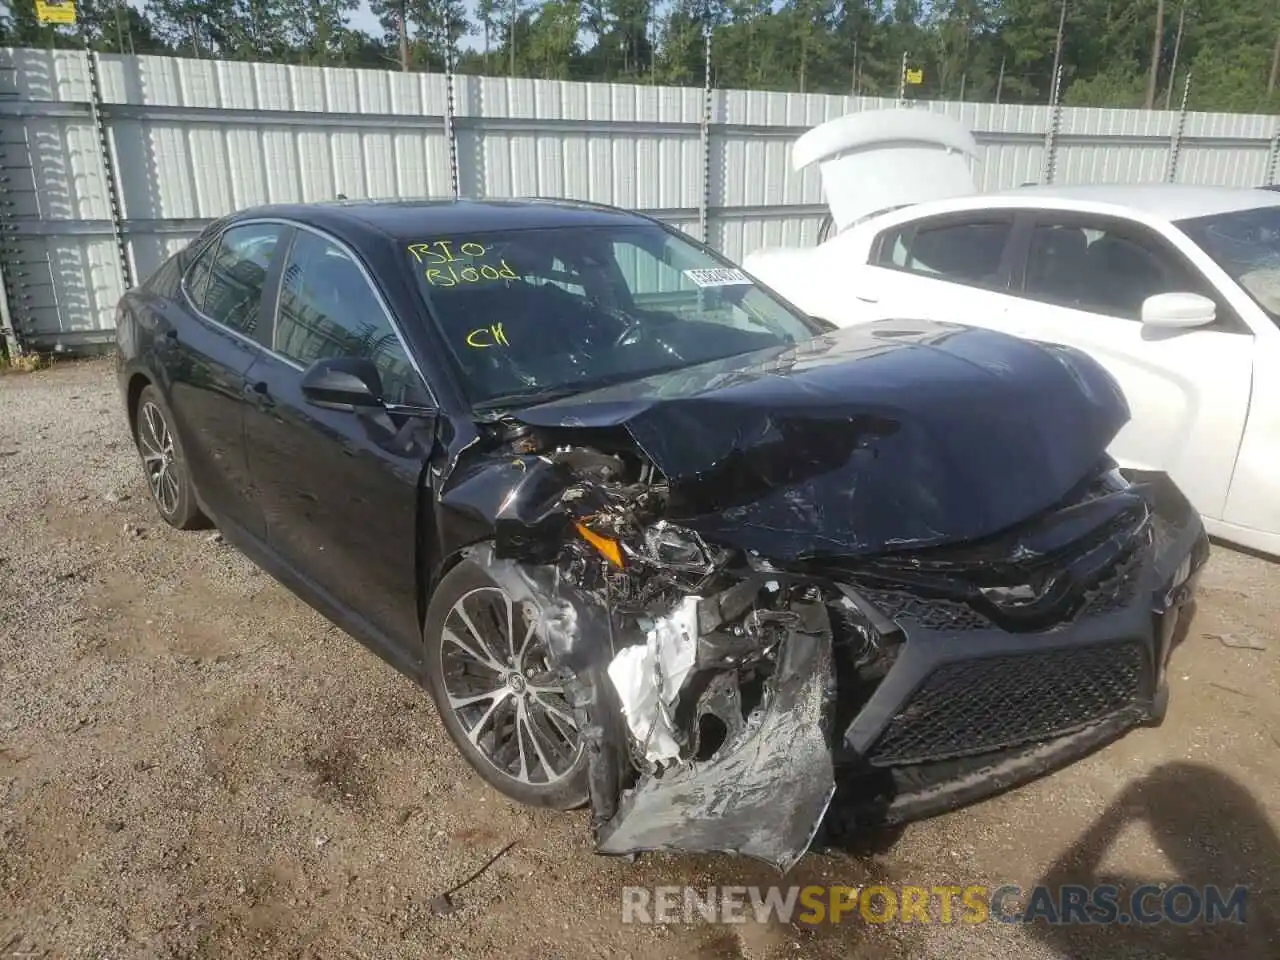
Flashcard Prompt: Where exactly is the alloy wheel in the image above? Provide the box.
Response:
[137,400,180,517]
[439,587,583,786]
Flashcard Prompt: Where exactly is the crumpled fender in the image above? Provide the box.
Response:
[463,541,838,872]
[596,608,837,872]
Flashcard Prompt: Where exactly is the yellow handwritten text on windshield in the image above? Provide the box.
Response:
[466,323,509,348]
[408,240,486,263]
[408,240,519,287]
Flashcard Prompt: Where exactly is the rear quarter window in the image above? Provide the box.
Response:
[145,235,215,299]
[874,218,1014,289]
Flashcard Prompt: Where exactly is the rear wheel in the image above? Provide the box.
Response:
[423,559,590,809]
[132,385,206,530]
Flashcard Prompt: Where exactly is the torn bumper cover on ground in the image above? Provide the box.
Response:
[453,322,1210,872]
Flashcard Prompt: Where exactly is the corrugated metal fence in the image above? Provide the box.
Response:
[3,48,1280,352]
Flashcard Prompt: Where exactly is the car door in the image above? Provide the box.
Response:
[857,212,1027,334]
[241,225,437,656]
[1001,212,1253,524]
[163,222,287,540]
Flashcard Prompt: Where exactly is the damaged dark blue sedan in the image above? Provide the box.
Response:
[114,198,1209,872]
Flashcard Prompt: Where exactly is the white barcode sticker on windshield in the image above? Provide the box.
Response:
[683,267,753,287]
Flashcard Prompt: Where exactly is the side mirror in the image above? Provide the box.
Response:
[1140,292,1216,330]
[300,356,385,411]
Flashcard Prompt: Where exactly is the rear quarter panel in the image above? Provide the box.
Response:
[743,229,882,326]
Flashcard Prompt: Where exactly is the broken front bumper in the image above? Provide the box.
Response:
[592,471,1209,872]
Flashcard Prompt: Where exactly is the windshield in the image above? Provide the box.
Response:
[403,223,819,409]
[1177,204,1280,324]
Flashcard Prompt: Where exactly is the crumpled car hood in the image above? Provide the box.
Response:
[513,319,1129,560]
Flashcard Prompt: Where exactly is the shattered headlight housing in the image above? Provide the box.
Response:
[641,521,719,575]
[573,517,728,580]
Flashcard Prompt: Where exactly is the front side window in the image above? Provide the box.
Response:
[197,224,283,335]
[1023,218,1204,320]
[1178,205,1280,326]
[875,219,1013,287]
[274,230,421,403]
[403,224,820,408]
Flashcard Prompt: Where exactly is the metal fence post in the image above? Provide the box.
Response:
[699,23,713,245]
[1269,120,1280,187]
[1041,64,1064,184]
[0,261,19,360]
[85,48,133,291]
[443,12,460,199]
[0,59,63,356]
[0,61,22,358]
[1165,72,1192,183]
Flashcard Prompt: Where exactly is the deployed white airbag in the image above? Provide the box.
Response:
[606,596,700,765]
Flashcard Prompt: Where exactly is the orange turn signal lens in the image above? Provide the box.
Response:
[574,521,624,567]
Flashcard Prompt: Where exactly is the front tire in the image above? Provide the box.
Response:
[424,559,590,809]
[132,385,206,531]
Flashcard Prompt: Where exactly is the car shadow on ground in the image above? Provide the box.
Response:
[1028,761,1279,959]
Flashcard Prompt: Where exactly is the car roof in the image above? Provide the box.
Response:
[986,183,1280,221]
[227,197,649,246]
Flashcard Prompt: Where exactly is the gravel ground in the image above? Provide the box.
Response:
[2,358,1279,959]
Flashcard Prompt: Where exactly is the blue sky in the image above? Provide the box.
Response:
[348,0,485,49]
[348,0,390,38]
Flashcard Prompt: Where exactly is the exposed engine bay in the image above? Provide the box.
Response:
[445,430,1206,871]
[435,321,1210,871]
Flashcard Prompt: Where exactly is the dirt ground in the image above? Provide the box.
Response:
[2,359,1278,959]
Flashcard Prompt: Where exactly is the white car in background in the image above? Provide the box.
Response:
[744,109,1280,558]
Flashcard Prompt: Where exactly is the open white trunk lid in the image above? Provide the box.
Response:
[794,108,979,234]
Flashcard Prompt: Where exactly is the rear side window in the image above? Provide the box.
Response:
[194,224,284,336]
[875,219,1013,288]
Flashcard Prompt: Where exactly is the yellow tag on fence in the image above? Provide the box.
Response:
[35,0,77,25]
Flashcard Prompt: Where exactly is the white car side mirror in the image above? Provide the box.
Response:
[1140,292,1216,329]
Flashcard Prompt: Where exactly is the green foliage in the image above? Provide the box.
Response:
[2,0,1279,113]
[1062,65,1146,108]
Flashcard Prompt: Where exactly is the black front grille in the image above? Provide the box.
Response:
[860,589,993,631]
[1079,547,1143,617]
[867,641,1147,766]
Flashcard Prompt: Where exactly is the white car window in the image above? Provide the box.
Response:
[1023,219,1206,321]
[1178,204,1280,325]
[889,234,910,267]
[875,219,1013,288]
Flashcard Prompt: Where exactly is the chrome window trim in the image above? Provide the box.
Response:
[179,217,437,405]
